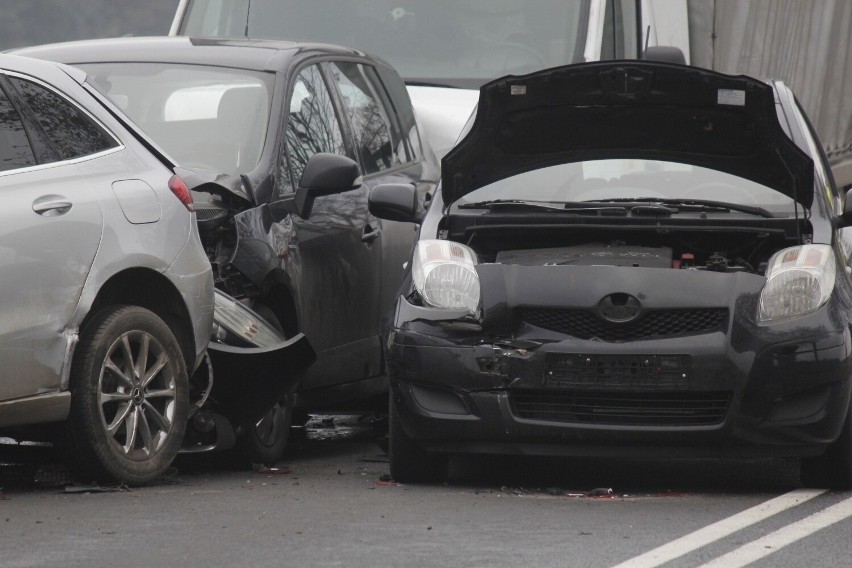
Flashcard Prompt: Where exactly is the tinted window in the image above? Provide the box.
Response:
[329,61,399,174]
[375,65,421,161]
[0,85,36,171]
[7,76,116,162]
[366,65,410,164]
[281,65,347,192]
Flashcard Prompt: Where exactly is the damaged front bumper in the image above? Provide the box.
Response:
[388,295,852,460]
[206,335,314,423]
[182,290,315,453]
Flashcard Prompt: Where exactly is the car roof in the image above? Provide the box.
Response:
[11,36,377,74]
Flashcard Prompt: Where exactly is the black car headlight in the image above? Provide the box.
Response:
[412,239,481,314]
[211,290,284,348]
[758,244,836,322]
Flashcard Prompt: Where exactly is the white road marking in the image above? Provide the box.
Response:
[698,494,852,568]
[611,488,827,568]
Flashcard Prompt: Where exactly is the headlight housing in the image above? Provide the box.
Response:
[758,244,836,322]
[212,290,284,348]
[412,239,480,314]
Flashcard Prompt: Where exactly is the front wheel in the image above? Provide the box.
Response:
[801,404,852,490]
[67,306,189,485]
[240,394,294,466]
[389,394,448,483]
[235,302,293,466]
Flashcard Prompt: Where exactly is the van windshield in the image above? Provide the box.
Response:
[179,0,591,89]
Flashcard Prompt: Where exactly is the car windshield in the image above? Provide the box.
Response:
[79,62,274,176]
[456,159,798,215]
[180,0,590,88]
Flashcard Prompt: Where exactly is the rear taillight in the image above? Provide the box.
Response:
[168,175,195,212]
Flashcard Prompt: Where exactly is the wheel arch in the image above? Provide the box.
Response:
[84,267,197,372]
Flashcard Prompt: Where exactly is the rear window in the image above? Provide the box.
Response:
[78,62,274,175]
[0,85,36,171]
[7,76,116,162]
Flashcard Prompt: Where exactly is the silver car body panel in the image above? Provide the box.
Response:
[0,54,213,425]
[0,392,71,429]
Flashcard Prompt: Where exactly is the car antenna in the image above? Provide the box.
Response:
[643,26,651,57]
[244,0,252,36]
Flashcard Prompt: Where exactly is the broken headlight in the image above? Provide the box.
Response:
[212,289,284,348]
[758,244,836,322]
[412,239,480,314]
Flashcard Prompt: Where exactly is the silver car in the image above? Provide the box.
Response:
[0,54,214,485]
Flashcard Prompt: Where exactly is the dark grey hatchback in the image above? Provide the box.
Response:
[367,60,852,488]
[17,36,439,464]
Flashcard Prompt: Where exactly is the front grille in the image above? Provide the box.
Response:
[519,308,728,341]
[510,389,731,426]
[195,205,229,223]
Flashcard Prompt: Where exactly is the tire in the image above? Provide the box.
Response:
[67,305,189,485]
[240,394,294,466]
[236,302,293,466]
[389,394,448,483]
[801,403,852,490]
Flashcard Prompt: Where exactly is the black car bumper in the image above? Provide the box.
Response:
[388,310,852,459]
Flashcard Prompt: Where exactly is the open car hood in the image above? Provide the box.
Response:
[442,61,814,208]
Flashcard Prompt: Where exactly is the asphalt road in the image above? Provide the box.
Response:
[2,415,851,568]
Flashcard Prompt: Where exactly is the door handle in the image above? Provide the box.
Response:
[33,196,72,216]
[361,224,381,243]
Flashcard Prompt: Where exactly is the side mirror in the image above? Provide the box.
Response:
[295,153,362,218]
[368,183,419,223]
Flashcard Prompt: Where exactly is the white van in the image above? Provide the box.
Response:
[170,0,690,158]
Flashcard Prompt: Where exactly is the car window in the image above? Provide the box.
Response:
[6,76,116,162]
[281,64,347,193]
[328,61,400,175]
[364,65,409,164]
[375,65,421,162]
[0,84,36,171]
[78,62,272,176]
[601,0,639,60]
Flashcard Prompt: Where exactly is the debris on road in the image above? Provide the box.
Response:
[64,484,131,494]
[252,465,291,475]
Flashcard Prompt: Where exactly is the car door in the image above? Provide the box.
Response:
[275,62,382,389]
[326,61,436,331]
[0,72,108,401]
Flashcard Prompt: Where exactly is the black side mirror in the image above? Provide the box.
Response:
[842,188,852,227]
[368,183,419,223]
[295,153,362,218]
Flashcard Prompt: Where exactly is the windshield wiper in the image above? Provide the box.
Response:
[457,199,629,215]
[593,197,774,218]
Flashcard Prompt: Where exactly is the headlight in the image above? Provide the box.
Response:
[412,239,480,314]
[213,290,284,348]
[758,244,836,322]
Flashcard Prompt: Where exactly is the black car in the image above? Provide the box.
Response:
[17,37,439,464]
[367,60,852,488]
